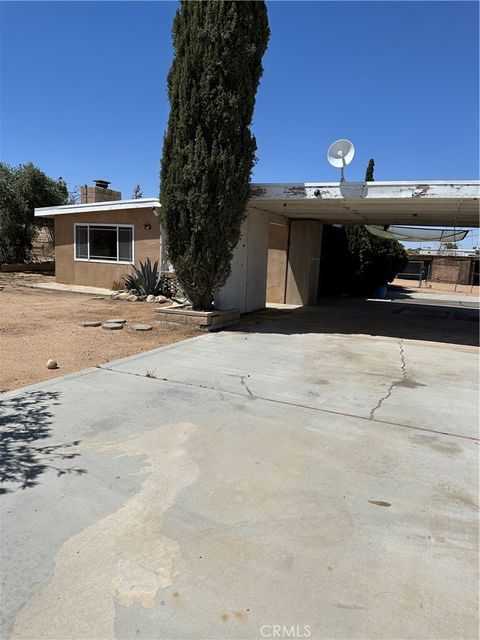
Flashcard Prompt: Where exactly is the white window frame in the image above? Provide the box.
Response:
[74,223,135,264]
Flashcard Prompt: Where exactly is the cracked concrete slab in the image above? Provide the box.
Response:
[1,307,478,639]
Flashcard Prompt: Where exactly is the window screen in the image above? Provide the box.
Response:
[75,225,88,259]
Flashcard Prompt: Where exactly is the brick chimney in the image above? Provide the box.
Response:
[80,179,122,204]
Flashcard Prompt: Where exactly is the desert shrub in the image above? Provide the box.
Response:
[124,259,172,297]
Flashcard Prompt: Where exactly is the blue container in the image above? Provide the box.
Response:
[377,285,388,299]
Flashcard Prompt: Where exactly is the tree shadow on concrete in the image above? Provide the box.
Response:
[236,298,479,348]
[0,390,86,495]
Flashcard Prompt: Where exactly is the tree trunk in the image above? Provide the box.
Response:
[185,289,214,311]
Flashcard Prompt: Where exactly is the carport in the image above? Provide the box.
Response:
[215,181,479,312]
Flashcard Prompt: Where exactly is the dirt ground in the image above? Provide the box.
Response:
[0,273,199,392]
[393,277,479,296]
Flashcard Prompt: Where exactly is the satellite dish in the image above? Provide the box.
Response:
[327,139,355,182]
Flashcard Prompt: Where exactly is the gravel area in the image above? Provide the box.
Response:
[0,273,199,392]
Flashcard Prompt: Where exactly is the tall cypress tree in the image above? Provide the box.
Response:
[365,158,375,182]
[160,1,270,310]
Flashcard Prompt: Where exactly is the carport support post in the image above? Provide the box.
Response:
[285,220,323,305]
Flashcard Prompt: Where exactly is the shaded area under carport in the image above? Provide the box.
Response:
[237,295,479,348]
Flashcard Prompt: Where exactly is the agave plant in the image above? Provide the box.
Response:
[123,259,170,296]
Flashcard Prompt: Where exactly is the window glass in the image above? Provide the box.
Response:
[89,227,117,260]
[118,227,133,262]
[75,225,88,259]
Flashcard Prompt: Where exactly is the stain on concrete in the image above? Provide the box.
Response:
[335,602,368,610]
[410,434,463,456]
[233,610,248,620]
[368,500,391,507]
[395,379,427,389]
[11,423,198,640]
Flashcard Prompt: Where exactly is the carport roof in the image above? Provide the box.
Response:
[249,180,479,227]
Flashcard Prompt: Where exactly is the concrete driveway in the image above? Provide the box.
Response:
[1,299,478,639]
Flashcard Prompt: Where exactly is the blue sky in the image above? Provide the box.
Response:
[1,1,479,246]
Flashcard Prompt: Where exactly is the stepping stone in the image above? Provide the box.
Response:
[106,318,126,324]
[132,324,153,331]
[102,322,124,330]
[81,321,102,327]
[92,296,105,300]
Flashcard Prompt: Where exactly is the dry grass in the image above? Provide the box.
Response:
[0,273,199,392]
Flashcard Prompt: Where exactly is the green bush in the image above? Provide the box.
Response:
[344,225,408,294]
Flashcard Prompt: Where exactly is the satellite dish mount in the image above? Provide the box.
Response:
[327,139,355,183]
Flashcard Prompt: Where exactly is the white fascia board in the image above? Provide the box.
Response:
[35,198,161,218]
[250,181,480,200]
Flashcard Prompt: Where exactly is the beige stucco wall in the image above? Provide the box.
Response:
[54,208,161,289]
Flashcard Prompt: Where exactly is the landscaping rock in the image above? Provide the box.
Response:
[107,318,126,324]
[127,295,139,302]
[92,296,105,300]
[102,322,124,330]
[81,321,102,327]
[132,324,153,331]
[47,359,58,369]
[155,295,169,303]
[117,292,130,300]
[146,295,156,302]
[139,295,147,301]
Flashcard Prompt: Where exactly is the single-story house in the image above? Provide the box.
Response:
[35,179,479,312]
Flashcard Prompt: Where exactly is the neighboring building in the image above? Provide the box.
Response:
[401,250,479,285]
[36,179,479,310]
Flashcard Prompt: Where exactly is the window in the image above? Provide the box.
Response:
[74,225,133,263]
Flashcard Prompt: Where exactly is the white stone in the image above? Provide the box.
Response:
[127,295,139,302]
[155,295,169,303]
[146,295,156,302]
[47,359,58,370]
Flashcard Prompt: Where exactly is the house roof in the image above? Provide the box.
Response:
[35,198,161,218]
